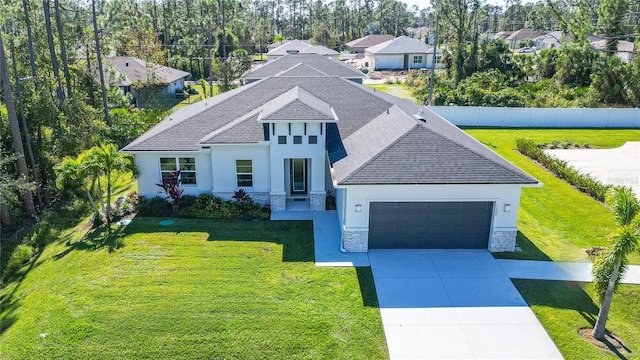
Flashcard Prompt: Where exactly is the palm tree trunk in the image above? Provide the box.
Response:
[593,259,621,340]
[96,177,105,217]
[43,0,65,108]
[0,31,37,218]
[23,0,38,80]
[85,188,101,219]
[54,0,72,98]
[10,39,42,207]
[92,0,110,126]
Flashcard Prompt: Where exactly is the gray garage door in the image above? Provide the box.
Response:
[368,202,493,249]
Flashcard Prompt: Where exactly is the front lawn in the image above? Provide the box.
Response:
[1,218,387,359]
[515,279,640,359]
[465,129,640,263]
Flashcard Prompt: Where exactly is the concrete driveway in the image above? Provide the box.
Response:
[369,250,563,359]
[546,142,640,196]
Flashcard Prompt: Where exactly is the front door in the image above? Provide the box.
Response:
[290,158,307,195]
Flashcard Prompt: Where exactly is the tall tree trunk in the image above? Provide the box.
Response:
[92,0,111,126]
[592,259,621,340]
[43,0,65,108]
[23,0,38,80]
[0,195,15,228]
[10,39,42,207]
[85,188,101,220]
[0,31,37,218]
[54,0,72,98]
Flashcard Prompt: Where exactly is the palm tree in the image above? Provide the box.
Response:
[90,144,138,224]
[55,151,102,220]
[592,186,640,340]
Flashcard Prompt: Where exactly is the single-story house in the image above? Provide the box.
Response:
[492,31,512,40]
[267,39,310,51]
[246,53,366,84]
[591,39,636,63]
[405,26,430,41]
[123,67,539,253]
[364,36,442,70]
[534,31,563,49]
[105,56,190,107]
[505,29,544,48]
[266,40,339,61]
[346,34,394,53]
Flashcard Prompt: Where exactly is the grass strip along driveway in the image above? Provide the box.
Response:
[1,218,387,359]
[467,129,640,359]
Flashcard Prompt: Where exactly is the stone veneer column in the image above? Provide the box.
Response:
[489,228,517,252]
[342,228,368,252]
[309,192,326,211]
[270,192,286,211]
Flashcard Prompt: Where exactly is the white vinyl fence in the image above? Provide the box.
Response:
[429,106,640,128]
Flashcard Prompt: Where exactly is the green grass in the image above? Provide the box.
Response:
[515,280,640,359]
[465,129,640,263]
[174,84,220,109]
[1,218,387,359]
[252,53,267,61]
[365,83,416,101]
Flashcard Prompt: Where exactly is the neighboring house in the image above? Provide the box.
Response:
[346,34,394,53]
[267,39,310,51]
[505,29,544,48]
[104,57,190,107]
[266,40,339,61]
[533,31,563,49]
[405,26,430,41]
[123,66,538,253]
[492,31,513,40]
[364,36,442,70]
[246,53,366,84]
[591,39,636,63]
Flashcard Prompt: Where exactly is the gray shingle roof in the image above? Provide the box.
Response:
[365,36,434,54]
[248,54,365,80]
[123,75,537,185]
[105,57,190,86]
[267,41,339,56]
[346,34,395,49]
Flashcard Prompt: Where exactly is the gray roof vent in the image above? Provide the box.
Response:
[286,50,300,54]
[414,108,427,122]
[125,62,129,67]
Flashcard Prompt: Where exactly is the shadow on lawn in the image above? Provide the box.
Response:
[513,279,632,360]
[109,217,315,262]
[53,224,128,260]
[493,231,553,261]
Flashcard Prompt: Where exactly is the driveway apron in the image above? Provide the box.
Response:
[368,250,563,359]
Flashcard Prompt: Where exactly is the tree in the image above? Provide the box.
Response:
[92,0,111,126]
[0,154,36,232]
[592,186,640,340]
[0,30,37,218]
[89,143,137,224]
[55,151,102,220]
[43,0,65,108]
[212,49,252,91]
[597,0,628,52]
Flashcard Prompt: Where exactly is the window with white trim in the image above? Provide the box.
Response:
[160,157,197,185]
[413,55,423,64]
[236,159,253,187]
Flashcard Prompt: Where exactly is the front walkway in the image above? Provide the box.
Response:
[369,250,563,359]
[497,259,640,284]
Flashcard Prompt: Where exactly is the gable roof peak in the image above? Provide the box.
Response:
[258,86,337,122]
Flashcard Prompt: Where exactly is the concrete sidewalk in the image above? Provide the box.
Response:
[497,259,640,284]
[312,211,369,267]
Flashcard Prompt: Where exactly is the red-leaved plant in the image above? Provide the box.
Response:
[157,170,184,213]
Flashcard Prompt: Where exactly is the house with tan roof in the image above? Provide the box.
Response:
[591,39,636,62]
[346,34,394,53]
[123,54,538,252]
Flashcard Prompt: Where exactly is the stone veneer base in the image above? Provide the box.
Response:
[343,228,368,252]
[489,229,517,252]
[310,193,326,211]
[214,191,270,206]
[269,193,286,211]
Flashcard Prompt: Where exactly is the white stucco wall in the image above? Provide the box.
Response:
[163,78,186,95]
[133,150,213,198]
[268,122,327,196]
[210,144,271,193]
[339,183,526,233]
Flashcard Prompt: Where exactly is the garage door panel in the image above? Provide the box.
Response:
[369,202,493,249]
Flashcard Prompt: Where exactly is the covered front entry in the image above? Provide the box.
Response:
[289,158,308,196]
[368,201,493,249]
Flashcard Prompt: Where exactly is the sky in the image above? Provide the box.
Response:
[401,0,508,11]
